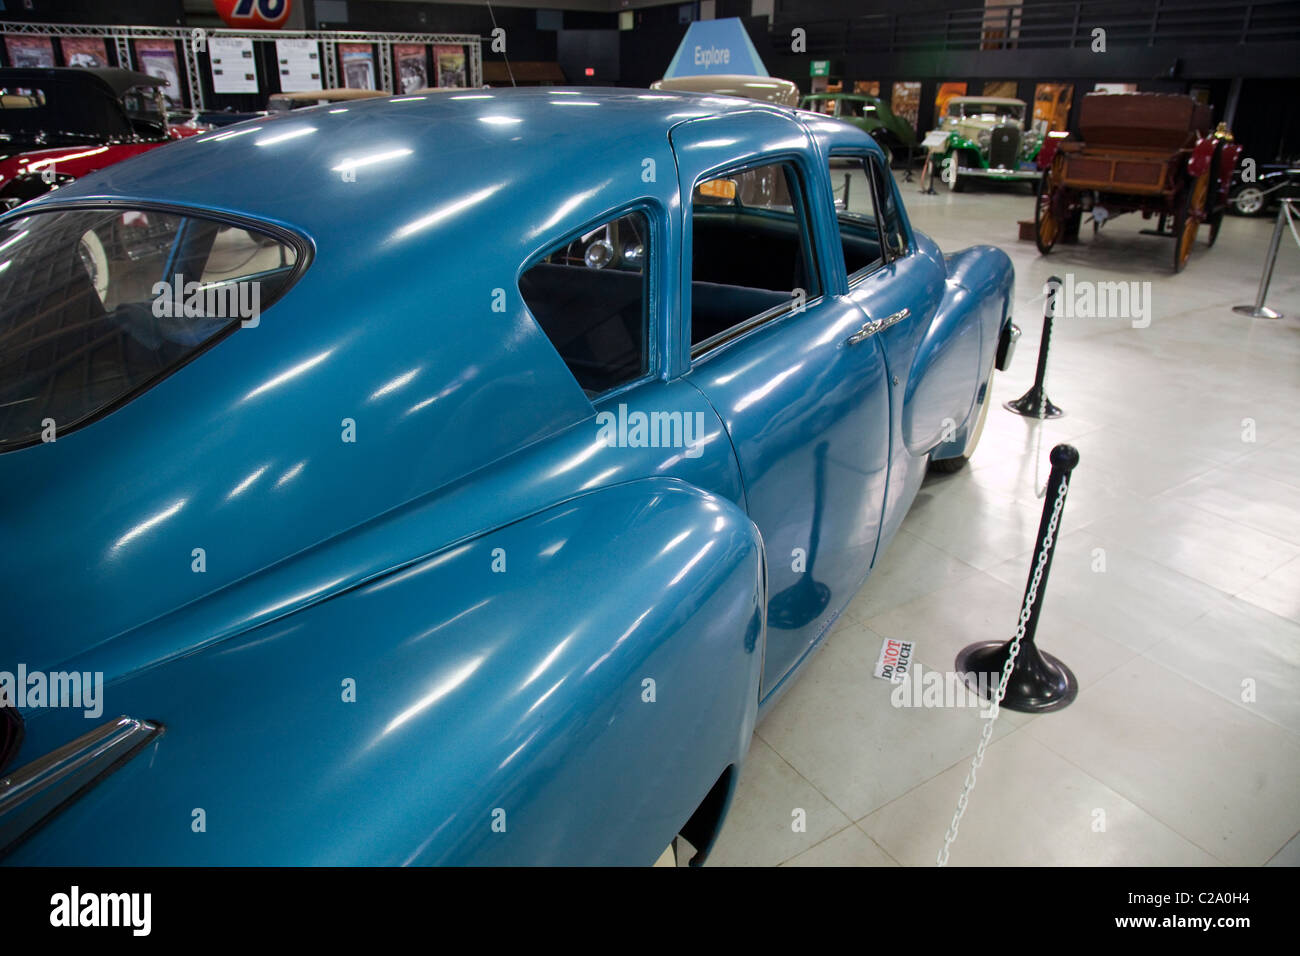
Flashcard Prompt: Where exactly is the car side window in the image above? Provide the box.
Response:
[689,160,820,352]
[868,156,909,259]
[829,153,909,282]
[519,209,649,397]
[828,155,883,277]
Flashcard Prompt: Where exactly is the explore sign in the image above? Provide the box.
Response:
[661,17,769,78]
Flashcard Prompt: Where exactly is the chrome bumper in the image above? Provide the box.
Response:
[958,166,1042,181]
[996,321,1021,371]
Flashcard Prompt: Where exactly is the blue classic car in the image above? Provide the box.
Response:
[0,89,1016,865]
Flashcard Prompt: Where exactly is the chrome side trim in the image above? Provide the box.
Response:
[845,307,909,345]
[0,715,161,855]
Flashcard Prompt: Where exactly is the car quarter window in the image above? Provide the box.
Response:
[0,207,301,451]
[688,160,820,353]
[519,209,649,397]
[828,153,909,281]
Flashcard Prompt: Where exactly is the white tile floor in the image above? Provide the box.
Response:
[705,175,1300,867]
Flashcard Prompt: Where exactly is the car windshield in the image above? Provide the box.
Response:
[952,101,1024,121]
[121,85,164,118]
[837,99,877,118]
[0,207,301,450]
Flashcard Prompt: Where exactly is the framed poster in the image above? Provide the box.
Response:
[339,43,376,90]
[134,39,184,106]
[983,80,1017,98]
[853,81,880,97]
[434,45,466,89]
[5,35,56,68]
[60,37,109,68]
[891,81,921,134]
[1032,82,1073,134]
[1093,82,1137,93]
[393,44,428,94]
[934,82,968,122]
[209,37,259,94]
[276,39,322,92]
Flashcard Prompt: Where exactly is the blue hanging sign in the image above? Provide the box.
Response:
[662,18,769,79]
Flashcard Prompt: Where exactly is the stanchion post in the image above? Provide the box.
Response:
[1232,200,1289,320]
[1004,275,1064,419]
[956,443,1079,713]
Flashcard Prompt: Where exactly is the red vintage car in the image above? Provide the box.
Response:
[0,67,200,208]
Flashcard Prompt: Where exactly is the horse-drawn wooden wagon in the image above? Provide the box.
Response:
[1034,92,1241,273]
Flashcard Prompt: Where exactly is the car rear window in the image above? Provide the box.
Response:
[0,207,302,451]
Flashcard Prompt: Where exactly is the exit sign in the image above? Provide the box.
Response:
[810,60,830,77]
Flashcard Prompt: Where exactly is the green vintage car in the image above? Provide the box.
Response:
[924,96,1043,192]
[799,92,918,167]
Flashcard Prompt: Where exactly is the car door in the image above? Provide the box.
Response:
[834,147,958,545]
[671,112,892,699]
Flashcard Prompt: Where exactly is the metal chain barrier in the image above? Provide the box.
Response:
[1034,352,1052,499]
[937,474,1069,867]
[1284,199,1300,252]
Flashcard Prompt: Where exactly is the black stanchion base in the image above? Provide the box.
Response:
[956,639,1078,713]
[1003,388,1064,419]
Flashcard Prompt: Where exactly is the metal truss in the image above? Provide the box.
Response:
[1,21,483,108]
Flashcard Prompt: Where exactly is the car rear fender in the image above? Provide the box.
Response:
[4,478,765,866]
[905,244,1014,457]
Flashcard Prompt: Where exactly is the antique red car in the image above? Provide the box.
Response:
[1033,92,1241,273]
[0,67,199,208]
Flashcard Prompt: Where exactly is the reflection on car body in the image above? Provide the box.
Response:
[0,89,1016,866]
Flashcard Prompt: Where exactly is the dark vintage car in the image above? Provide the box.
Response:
[800,92,920,168]
[0,89,1016,865]
[0,67,198,208]
[1228,159,1300,216]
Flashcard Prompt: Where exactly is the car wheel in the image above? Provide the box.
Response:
[920,154,937,191]
[930,370,993,474]
[1231,186,1265,216]
[945,152,963,192]
[77,230,111,304]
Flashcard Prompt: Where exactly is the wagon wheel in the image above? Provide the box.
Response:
[1205,140,1225,247]
[1174,171,1210,273]
[1034,153,1066,255]
[1207,209,1224,247]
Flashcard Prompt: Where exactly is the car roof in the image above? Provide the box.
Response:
[802,92,880,101]
[650,75,799,106]
[0,66,162,97]
[16,88,802,246]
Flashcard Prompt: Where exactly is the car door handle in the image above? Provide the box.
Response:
[845,308,909,345]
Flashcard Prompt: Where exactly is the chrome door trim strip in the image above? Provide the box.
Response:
[0,715,162,855]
